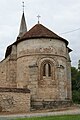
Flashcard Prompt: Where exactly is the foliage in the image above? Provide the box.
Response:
[71,67,80,103]
[15,115,80,120]
[72,90,80,104]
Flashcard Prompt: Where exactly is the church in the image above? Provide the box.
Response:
[0,11,72,113]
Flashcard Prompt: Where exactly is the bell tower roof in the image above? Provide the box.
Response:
[18,12,27,38]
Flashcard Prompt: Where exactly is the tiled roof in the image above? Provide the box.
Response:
[19,23,68,45]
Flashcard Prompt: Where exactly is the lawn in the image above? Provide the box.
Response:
[15,115,80,120]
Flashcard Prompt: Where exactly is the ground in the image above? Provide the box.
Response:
[0,105,80,120]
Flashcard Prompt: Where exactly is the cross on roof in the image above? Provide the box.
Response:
[37,15,41,24]
[22,1,25,12]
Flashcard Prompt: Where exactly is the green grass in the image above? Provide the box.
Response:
[15,115,80,120]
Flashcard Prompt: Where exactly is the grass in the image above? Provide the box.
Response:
[15,115,80,120]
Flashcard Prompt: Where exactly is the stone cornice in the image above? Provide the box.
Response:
[0,88,30,93]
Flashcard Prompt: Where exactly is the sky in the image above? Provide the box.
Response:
[0,0,80,68]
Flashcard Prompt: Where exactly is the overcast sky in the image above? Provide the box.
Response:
[0,0,80,68]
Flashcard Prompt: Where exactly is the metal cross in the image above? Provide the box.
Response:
[37,15,41,24]
[22,1,25,12]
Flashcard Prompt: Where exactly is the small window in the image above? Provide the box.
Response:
[43,64,46,76]
[48,64,51,76]
[43,63,51,77]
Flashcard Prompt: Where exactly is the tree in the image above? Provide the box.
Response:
[78,60,80,71]
[71,67,78,90]
[71,66,80,103]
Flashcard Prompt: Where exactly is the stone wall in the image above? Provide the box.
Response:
[0,58,9,87]
[0,29,72,111]
[0,45,17,88]
[16,38,71,104]
[66,48,72,100]
[31,100,72,110]
[6,59,17,88]
[0,88,30,113]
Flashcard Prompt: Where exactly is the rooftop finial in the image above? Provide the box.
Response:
[22,1,25,12]
[37,15,41,24]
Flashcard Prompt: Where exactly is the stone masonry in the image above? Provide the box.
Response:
[0,88,30,113]
[0,12,72,113]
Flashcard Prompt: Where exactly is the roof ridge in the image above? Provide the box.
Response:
[18,23,68,45]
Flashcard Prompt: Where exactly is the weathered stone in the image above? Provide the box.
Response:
[0,89,30,113]
[0,16,72,113]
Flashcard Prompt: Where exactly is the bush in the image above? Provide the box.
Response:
[72,90,80,104]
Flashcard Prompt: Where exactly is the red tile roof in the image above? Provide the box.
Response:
[18,23,68,45]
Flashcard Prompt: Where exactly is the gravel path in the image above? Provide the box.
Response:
[0,108,80,120]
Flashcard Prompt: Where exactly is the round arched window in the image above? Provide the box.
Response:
[43,63,51,77]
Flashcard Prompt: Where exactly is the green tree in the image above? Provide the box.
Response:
[71,66,80,103]
[78,60,80,71]
[71,67,78,90]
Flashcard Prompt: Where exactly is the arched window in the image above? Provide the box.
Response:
[43,64,46,76]
[39,59,56,87]
[43,63,51,77]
